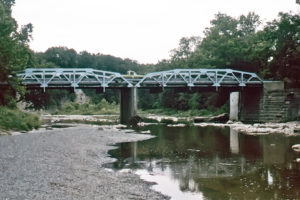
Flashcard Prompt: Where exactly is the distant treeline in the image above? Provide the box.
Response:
[1,0,299,112]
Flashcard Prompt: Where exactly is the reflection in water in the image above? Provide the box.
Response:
[230,128,239,154]
[105,125,300,200]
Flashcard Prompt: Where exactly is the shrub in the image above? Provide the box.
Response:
[0,107,41,131]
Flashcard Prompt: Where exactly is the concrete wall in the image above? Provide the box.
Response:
[240,82,300,122]
[120,87,137,124]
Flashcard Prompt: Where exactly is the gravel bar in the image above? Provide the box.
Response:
[0,125,169,200]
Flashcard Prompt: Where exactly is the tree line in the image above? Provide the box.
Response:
[0,0,299,113]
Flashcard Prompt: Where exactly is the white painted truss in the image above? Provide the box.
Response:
[17,68,263,90]
[135,69,263,88]
[18,68,133,91]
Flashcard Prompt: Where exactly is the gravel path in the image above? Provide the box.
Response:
[0,125,169,200]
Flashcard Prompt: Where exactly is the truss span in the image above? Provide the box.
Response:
[18,68,133,90]
[17,68,263,90]
[136,69,263,88]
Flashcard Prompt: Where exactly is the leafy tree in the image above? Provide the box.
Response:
[25,89,75,110]
[190,12,263,72]
[43,47,78,68]
[263,12,300,87]
[170,36,201,68]
[0,0,33,106]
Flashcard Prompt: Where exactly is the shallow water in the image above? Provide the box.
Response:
[105,125,300,200]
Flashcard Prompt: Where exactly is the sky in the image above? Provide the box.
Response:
[12,0,299,64]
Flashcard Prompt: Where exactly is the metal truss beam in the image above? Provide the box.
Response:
[135,69,263,88]
[18,68,133,91]
[17,68,263,90]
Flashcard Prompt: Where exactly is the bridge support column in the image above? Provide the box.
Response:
[120,87,137,124]
[230,92,240,121]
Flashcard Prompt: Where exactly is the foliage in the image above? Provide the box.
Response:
[57,99,119,115]
[138,88,229,115]
[264,12,300,87]
[83,89,120,104]
[24,89,76,110]
[35,47,144,74]
[0,0,33,106]
[0,106,40,131]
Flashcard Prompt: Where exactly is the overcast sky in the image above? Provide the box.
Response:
[12,0,298,64]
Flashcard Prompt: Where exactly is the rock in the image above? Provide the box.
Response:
[141,130,151,134]
[194,113,229,123]
[167,124,186,127]
[207,113,229,123]
[128,115,142,126]
[193,117,208,123]
[294,127,300,133]
[292,144,300,152]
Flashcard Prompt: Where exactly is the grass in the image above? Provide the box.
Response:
[54,99,119,115]
[0,106,41,131]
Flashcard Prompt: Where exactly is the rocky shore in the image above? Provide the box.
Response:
[0,124,169,200]
[194,121,300,136]
[143,113,300,136]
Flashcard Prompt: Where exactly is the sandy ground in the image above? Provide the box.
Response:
[0,125,169,200]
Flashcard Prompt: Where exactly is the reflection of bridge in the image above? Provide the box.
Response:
[16,68,284,124]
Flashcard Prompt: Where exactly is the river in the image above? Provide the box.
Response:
[105,125,300,200]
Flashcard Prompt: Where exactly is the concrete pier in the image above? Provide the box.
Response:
[230,92,240,121]
[120,87,137,124]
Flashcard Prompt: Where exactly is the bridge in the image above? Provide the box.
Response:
[18,68,263,89]
[15,68,288,124]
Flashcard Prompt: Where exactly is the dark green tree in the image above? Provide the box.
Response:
[43,47,78,68]
[0,0,33,106]
[190,12,263,72]
[263,12,300,87]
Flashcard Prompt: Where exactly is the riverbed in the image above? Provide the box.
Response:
[0,124,169,199]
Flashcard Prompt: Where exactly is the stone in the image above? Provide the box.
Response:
[208,113,229,123]
[292,144,300,152]
[193,117,208,123]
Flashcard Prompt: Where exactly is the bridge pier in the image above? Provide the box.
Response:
[120,87,138,124]
[230,92,240,121]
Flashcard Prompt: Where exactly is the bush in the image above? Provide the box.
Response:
[58,100,119,115]
[0,107,41,131]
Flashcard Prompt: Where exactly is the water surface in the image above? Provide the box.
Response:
[105,125,300,200]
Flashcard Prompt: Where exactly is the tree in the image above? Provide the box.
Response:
[190,12,263,72]
[43,47,78,68]
[170,36,201,68]
[263,12,300,87]
[0,0,33,106]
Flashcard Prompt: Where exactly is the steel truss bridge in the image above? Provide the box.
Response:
[18,68,263,91]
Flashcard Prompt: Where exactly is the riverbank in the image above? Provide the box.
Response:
[0,124,169,200]
[141,114,300,136]
[194,121,300,136]
[0,107,41,132]
[42,114,300,136]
